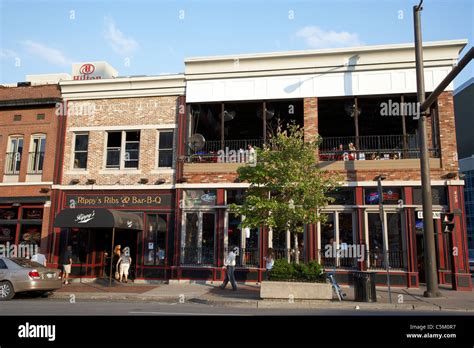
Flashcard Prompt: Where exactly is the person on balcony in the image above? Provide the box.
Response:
[220,246,238,291]
[348,142,357,160]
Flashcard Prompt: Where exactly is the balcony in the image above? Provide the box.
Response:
[318,134,439,161]
[185,139,263,163]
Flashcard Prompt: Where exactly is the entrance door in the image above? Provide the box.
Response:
[182,212,215,266]
[101,229,138,280]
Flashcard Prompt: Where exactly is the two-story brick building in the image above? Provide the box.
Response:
[50,74,185,280]
[0,83,62,255]
[174,39,472,290]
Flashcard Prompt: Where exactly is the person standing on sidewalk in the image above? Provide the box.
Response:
[220,246,238,291]
[62,245,73,285]
[116,247,132,283]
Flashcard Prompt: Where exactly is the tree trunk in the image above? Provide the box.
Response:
[294,233,299,264]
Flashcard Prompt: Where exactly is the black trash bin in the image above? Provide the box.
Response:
[353,271,377,302]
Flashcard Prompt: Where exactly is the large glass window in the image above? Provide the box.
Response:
[365,187,402,205]
[28,135,46,174]
[145,214,167,266]
[73,133,89,169]
[5,136,23,174]
[157,130,174,168]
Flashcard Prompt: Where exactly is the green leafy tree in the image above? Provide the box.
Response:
[230,123,341,261]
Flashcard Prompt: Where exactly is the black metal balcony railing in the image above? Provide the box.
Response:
[273,248,305,263]
[180,246,215,266]
[27,151,44,174]
[318,134,440,161]
[318,249,359,270]
[367,249,406,270]
[186,138,263,163]
[4,152,21,175]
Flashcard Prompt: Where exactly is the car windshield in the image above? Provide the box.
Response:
[9,258,45,268]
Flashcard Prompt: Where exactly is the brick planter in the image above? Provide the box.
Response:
[260,281,332,300]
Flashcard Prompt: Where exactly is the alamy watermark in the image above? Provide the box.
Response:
[217,146,257,166]
[380,99,421,120]
[324,242,365,262]
[0,242,38,258]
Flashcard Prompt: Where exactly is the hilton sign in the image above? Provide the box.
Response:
[72,61,118,80]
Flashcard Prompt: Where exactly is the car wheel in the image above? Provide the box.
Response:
[0,281,15,301]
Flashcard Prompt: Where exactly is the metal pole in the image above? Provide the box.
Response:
[221,103,225,151]
[263,101,267,143]
[377,176,392,303]
[109,228,115,287]
[354,97,360,150]
[413,1,441,297]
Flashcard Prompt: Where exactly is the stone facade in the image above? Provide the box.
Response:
[61,96,180,186]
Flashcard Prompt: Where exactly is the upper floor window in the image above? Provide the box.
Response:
[13,114,21,122]
[157,130,173,168]
[73,133,89,170]
[27,134,46,174]
[106,131,140,169]
[5,136,23,175]
[36,113,45,120]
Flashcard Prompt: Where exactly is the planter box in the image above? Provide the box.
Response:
[260,281,332,300]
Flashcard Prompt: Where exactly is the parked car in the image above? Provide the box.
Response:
[469,250,474,274]
[0,257,62,301]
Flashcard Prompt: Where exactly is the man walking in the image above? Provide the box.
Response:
[220,246,238,291]
[62,245,73,285]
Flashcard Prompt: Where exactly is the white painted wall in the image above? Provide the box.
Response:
[186,66,453,103]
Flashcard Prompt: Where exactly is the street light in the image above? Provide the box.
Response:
[375,174,392,303]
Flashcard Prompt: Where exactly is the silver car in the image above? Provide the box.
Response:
[0,257,62,301]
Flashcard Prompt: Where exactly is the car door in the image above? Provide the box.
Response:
[0,259,8,280]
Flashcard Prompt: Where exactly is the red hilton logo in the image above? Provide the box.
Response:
[79,63,95,75]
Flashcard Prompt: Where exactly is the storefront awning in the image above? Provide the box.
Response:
[53,208,143,230]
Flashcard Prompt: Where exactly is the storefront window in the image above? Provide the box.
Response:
[365,187,402,204]
[0,208,18,220]
[227,213,241,250]
[368,213,384,268]
[19,225,41,247]
[184,189,217,207]
[226,189,245,205]
[22,208,43,220]
[68,229,90,264]
[0,225,16,246]
[413,186,447,205]
[145,214,167,266]
[327,188,355,205]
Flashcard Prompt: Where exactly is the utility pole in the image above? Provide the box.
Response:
[413,0,441,297]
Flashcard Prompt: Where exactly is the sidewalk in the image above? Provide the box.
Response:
[51,279,474,312]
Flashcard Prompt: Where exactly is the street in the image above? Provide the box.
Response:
[0,298,470,316]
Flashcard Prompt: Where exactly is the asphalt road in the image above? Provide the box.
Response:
[0,298,470,316]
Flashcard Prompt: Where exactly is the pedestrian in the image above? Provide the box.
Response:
[116,247,132,283]
[264,248,275,271]
[31,247,47,267]
[62,245,73,285]
[220,246,238,291]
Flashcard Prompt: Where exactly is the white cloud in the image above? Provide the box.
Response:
[295,26,362,49]
[22,40,72,66]
[0,48,18,59]
[103,16,138,56]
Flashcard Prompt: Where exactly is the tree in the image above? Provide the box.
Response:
[230,123,341,262]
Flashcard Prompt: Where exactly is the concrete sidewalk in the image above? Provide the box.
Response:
[50,280,474,312]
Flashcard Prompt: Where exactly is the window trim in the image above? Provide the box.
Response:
[71,132,89,171]
[28,134,46,174]
[156,129,175,169]
[5,135,24,175]
[104,130,141,170]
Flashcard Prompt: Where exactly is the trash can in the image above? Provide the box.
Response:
[353,271,377,302]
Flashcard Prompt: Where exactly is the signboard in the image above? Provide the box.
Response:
[184,190,217,207]
[65,194,172,208]
[71,61,118,80]
[417,211,441,219]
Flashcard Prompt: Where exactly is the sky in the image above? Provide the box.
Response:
[0,0,473,88]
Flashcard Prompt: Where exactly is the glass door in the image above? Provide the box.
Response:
[182,212,215,266]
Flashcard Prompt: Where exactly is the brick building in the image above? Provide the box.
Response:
[176,39,472,290]
[50,74,185,280]
[0,83,62,254]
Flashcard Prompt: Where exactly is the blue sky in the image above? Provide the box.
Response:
[1,0,473,87]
